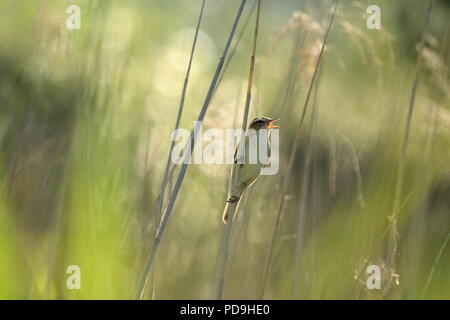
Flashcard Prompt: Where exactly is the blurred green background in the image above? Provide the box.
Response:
[0,0,449,299]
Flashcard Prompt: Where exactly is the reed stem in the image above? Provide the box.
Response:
[385,0,433,294]
[135,0,248,300]
[259,0,339,298]
[214,0,261,300]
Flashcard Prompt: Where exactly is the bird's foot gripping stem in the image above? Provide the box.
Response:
[226,195,240,203]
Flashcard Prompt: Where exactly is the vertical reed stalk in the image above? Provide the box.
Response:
[135,0,247,300]
[292,64,321,298]
[214,0,261,300]
[148,1,255,231]
[144,0,206,299]
[259,0,339,298]
[157,0,206,217]
[385,0,433,294]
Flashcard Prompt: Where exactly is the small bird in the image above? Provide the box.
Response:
[222,117,279,224]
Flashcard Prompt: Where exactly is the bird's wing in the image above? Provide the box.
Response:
[233,136,248,165]
[229,136,248,194]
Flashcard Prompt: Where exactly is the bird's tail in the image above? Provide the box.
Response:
[222,194,242,224]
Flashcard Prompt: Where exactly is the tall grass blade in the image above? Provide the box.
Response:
[214,0,261,300]
[157,0,207,218]
[259,0,340,298]
[135,0,248,300]
[386,0,433,293]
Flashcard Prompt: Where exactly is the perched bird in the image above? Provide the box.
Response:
[222,117,279,224]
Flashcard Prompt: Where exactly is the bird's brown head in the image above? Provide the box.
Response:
[248,117,280,130]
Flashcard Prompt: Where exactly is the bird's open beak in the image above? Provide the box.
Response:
[267,118,280,129]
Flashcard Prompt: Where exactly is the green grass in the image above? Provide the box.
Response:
[0,0,449,299]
